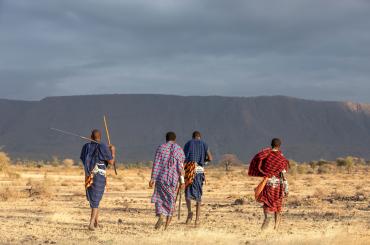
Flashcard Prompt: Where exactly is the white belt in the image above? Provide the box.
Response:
[92,165,106,176]
[195,165,204,174]
[267,176,289,196]
[267,176,283,188]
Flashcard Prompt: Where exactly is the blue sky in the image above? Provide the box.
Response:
[0,0,369,102]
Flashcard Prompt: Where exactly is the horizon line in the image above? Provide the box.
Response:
[0,93,368,105]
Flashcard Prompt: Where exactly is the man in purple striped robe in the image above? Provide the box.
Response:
[149,132,185,230]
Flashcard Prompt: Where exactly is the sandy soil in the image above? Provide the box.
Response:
[0,165,369,245]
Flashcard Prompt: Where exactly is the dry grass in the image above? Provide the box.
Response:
[26,175,54,199]
[0,164,369,244]
[0,187,25,201]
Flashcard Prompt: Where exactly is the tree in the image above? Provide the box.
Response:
[219,154,242,171]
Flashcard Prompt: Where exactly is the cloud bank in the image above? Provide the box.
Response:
[0,0,369,102]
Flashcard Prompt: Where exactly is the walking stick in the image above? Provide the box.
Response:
[104,115,118,175]
[178,188,182,220]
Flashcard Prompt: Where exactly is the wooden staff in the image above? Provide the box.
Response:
[104,115,118,175]
[178,187,182,220]
[172,181,182,219]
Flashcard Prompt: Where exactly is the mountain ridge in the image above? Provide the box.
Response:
[0,94,369,162]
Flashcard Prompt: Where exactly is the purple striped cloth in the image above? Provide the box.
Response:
[151,141,185,216]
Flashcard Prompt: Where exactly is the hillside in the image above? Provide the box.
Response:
[0,94,370,162]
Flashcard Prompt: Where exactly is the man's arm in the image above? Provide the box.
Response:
[177,148,186,189]
[107,145,116,165]
[149,147,161,188]
[257,159,268,176]
[206,150,213,162]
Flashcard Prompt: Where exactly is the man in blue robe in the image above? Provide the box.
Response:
[184,131,213,226]
[80,129,116,230]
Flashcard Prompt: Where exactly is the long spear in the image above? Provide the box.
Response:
[50,128,100,144]
[104,115,118,175]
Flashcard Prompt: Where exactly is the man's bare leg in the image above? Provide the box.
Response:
[89,208,98,231]
[186,198,193,224]
[94,209,99,228]
[274,212,281,230]
[164,216,172,230]
[155,214,164,230]
[261,211,272,230]
[195,201,201,227]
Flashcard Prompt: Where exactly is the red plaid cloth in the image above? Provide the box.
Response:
[248,148,289,212]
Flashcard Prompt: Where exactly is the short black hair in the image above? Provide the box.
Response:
[166,132,176,142]
[91,129,101,140]
[271,138,282,148]
[192,131,201,139]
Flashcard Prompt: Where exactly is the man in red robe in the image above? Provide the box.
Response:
[248,138,289,230]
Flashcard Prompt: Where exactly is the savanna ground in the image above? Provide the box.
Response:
[0,159,369,245]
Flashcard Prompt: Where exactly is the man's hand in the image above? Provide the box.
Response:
[180,183,185,190]
[109,144,116,155]
[149,179,155,188]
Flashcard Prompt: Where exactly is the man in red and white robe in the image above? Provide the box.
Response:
[248,138,289,230]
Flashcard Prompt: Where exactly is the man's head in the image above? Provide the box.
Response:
[166,131,176,142]
[192,131,201,140]
[91,129,102,142]
[271,138,282,149]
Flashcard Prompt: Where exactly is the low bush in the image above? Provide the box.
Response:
[26,175,54,199]
[62,159,74,168]
[317,164,336,174]
[0,188,24,201]
[0,152,10,172]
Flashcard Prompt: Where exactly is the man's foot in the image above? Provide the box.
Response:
[261,213,272,231]
[88,224,95,231]
[164,216,172,230]
[94,220,99,228]
[155,217,164,230]
[186,212,193,225]
[274,213,281,230]
[195,219,201,227]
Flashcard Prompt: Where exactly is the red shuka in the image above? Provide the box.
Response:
[248,148,289,212]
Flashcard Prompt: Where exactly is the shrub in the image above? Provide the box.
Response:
[344,157,354,173]
[336,158,346,167]
[0,152,11,172]
[50,156,60,167]
[317,164,335,174]
[0,187,24,201]
[297,164,313,174]
[317,159,330,166]
[26,175,54,199]
[288,160,298,175]
[309,161,318,169]
[62,159,74,168]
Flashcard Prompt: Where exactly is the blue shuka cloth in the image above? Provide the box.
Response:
[184,139,208,201]
[184,139,208,167]
[80,142,112,208]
